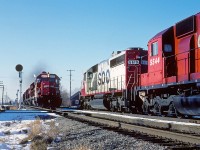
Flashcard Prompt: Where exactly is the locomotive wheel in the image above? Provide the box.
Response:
[109,103,114,112]
[103,98,111,110]
[83,103,86,109]
[83,102,90,110]
[142,103,149,115]
[110,107,114,112]
[47,100,51,108]
[168,102,177,117]
[167,102,182,118]
[86,104,91,110]
[153,103,162,116]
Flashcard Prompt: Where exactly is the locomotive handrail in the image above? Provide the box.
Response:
[162,47,199,59]
[145,47,200,77]
[126,74,133,88]
[163,47,200,76]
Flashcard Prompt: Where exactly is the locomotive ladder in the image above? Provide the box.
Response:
[126,66,139,87]
[126,66,139,103]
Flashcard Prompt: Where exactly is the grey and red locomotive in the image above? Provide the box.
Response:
[79,12,200,117]
[23,71,62,109]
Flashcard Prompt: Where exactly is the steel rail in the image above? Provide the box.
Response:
[65,112,200,145]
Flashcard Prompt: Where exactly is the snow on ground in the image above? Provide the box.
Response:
[0,110,59,150]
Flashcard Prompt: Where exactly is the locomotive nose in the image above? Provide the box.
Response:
[173,95,200,116]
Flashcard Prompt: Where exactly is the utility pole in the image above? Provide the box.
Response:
[6,92,7,105]
[0,81,4,105]
[2,86,4,105]
[67,69,75,100]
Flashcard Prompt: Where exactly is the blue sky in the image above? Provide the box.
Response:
[0,0,199,100]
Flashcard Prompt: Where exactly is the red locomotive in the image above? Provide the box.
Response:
[80,12,200,117]
[23,71,62,109]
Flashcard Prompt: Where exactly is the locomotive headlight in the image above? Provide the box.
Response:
[44,85,49,88]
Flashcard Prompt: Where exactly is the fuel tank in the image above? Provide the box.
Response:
[173,95,200,116]
[89,99,107,110]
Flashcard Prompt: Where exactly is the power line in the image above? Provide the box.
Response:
[67,69,75,100]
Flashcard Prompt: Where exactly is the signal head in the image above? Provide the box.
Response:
[15,64,23,72]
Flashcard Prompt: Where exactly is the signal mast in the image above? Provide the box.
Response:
[15,64,23,109]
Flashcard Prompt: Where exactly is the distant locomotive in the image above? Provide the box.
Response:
[23,71,62,109]
[80,12,200,117]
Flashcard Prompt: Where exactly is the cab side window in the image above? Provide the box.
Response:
[151,42,158,56]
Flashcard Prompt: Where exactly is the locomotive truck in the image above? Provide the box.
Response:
[80,12,200,117]
[23,71,62,109]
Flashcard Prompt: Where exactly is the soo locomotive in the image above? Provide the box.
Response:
[23,71,62,109]
[80,12,200,117]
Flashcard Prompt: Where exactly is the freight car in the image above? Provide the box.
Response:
[80,12,200,117]
[23,71,62,109]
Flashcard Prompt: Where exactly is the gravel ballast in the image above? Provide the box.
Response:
[48,116,167,150]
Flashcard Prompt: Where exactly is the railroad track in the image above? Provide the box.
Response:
[24,105,200,149]
[91,107,200,124]
[63,112,200,149]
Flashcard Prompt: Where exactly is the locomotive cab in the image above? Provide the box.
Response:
[141,27,176,86]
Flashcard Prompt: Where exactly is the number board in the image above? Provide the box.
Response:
[150,57,160,66]
[128,60,139,65]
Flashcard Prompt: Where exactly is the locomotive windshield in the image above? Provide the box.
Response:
[49,77,55,82]
[38,74,57,82]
